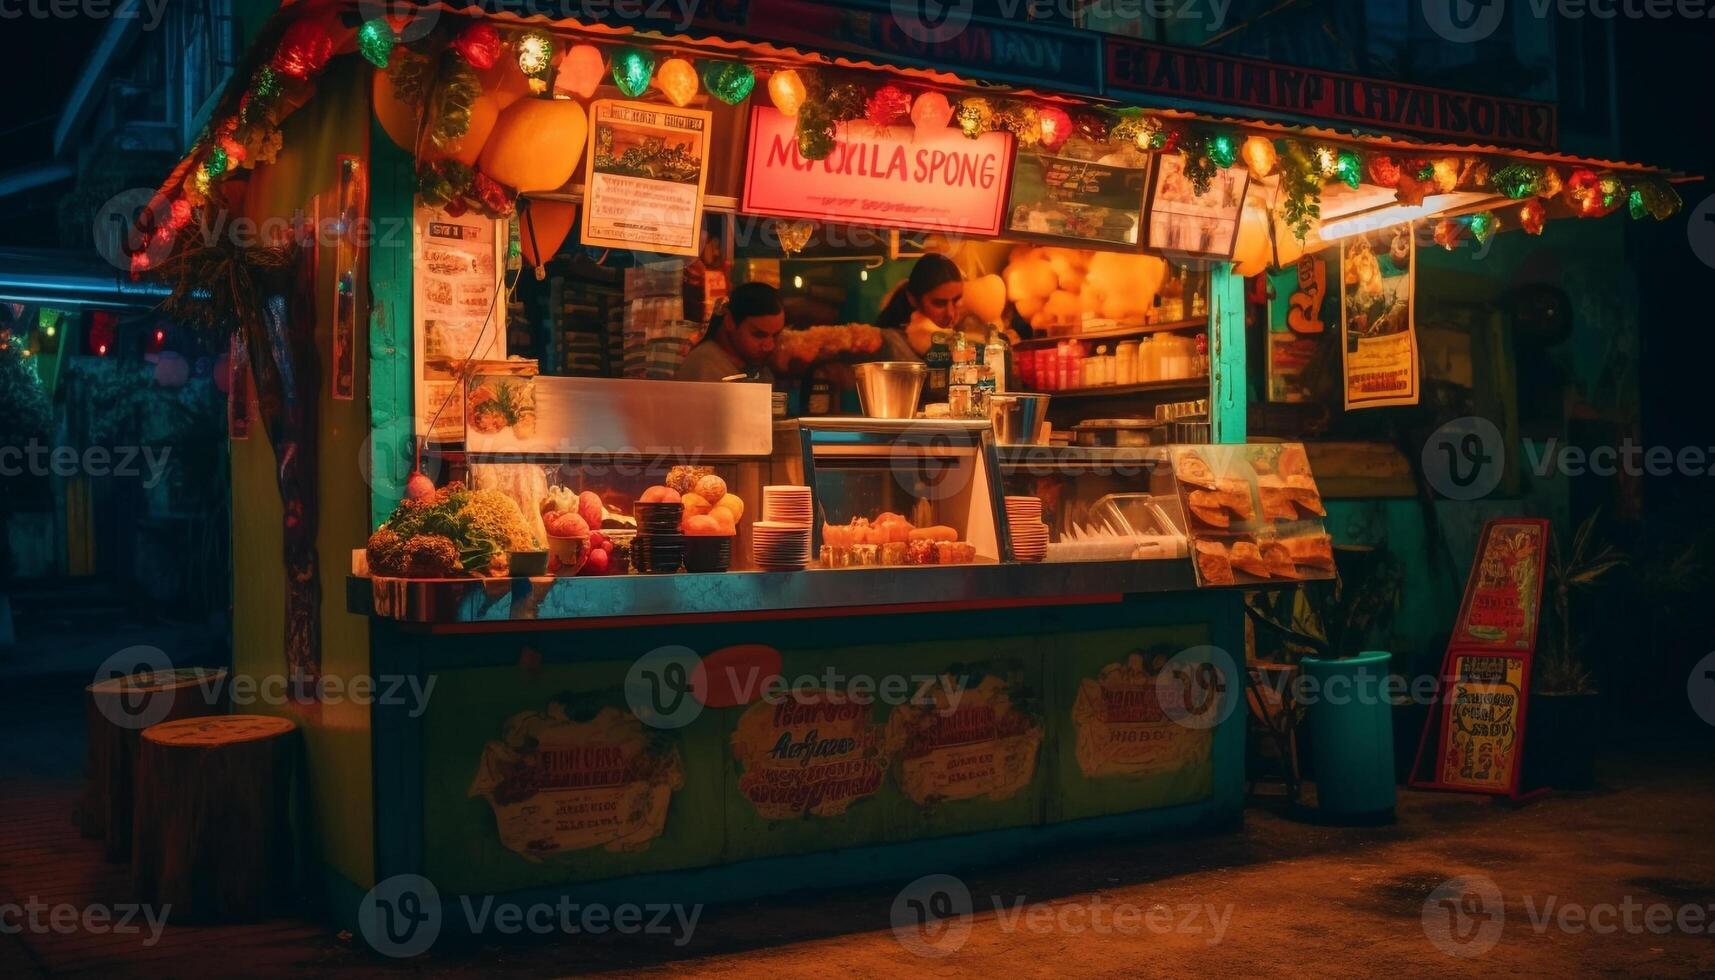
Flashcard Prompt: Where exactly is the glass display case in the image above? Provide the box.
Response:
[773,418,1007,568]
[997,446,1189,563]
[461,375,775,572]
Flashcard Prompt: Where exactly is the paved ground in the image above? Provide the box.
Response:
[3,653,1711,980]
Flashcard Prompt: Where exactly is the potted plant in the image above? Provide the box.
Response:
[1528,511,1624,791]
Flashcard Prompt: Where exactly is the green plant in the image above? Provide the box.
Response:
[1539,510,1626,695]
[1246,546,1405,662]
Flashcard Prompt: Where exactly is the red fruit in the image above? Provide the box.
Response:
[583,549,611,575]
[578,491,604,529]
[590,531,610,552]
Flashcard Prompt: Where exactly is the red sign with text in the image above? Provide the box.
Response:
[741,106,1014,236]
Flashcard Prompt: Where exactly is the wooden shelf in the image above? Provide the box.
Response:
[1015,318,1206,347]
[1026,377,1209,399]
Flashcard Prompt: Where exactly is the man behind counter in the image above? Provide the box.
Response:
[674,282,786,383]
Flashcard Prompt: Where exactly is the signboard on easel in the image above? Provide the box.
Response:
[1411,518,1550,799]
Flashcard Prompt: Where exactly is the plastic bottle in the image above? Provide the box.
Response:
[984,329,1011,395]
[925,331,952,403]
[1116,340,1139,385]
[1137,336,1156,382]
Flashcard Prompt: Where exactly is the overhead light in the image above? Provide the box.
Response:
[1309,188,1502,245]
[792,275,804,289]
[860,269,869,282]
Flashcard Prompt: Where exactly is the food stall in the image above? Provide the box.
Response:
[135,1,1685,933]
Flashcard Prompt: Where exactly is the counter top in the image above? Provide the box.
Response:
[348,559,1198,629]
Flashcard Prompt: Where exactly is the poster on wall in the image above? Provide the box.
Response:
[1340,223,1419,409]
[730,689,891,820]
[741,105,1014,237]
[1143,154,1248,260]
[413,203,504,440]
[886,671,1043,806]
[468,704,684,861]
[581,99,711,257]
[1005,148,1149,248]
[1453,518,1549,652]
[1265,255,1330,403]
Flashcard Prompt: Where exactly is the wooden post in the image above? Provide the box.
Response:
[1209,263,1247,445]
[131,715,298,923]
[82,668,226,861]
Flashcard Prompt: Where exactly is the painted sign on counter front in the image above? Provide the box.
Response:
[1072,653,1211,778]
[468,705,683,861]
[730,690,890,819]
[887,673,1043,806]
[741,106,1014,236]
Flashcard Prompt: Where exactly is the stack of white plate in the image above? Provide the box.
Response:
[753,521,813,571]
[762,485,814,526]
[1005,496,1049,563]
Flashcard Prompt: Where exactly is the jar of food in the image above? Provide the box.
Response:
[1116,340,1139,385]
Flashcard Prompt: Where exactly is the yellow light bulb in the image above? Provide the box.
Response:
[768,69,807,117]
[656,58,698,108]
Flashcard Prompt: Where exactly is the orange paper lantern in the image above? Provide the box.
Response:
[520,199,578,273]
[910,91,953,136]
[479,97,589,193]
[656,58,699,108]
[556,44,604,99]
[768,69,807,117]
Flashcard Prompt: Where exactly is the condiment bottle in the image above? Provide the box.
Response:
[1116,340,1138,385]
[984,328,1010,395]
[1094,345,1111,385]
[925,331,952,403]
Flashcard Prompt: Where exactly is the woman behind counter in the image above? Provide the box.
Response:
[874,253,965,360]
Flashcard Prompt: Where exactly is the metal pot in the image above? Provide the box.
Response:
[854,361,928,419]
[987,393,1052,445]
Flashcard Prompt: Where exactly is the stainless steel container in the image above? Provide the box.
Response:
[854,362,928,419]
[987,393,1052,445]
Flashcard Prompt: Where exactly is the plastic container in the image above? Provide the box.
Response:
[1116,340,1139,385]
[1300,651,1398,823]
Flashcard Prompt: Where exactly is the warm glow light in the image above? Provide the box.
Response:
[860,269,869,281]
[656,57,699,107]
[44,326,56,337]
[909,92,953,136]
[98,344,108,355]
[792,275,804,289]
[1241,136,1277,179]
[556,44,604,99]
[768,69,807,117]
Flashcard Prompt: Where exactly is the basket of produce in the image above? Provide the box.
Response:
[365,483,541,579]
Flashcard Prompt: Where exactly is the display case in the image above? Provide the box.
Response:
[461,375,776,572]
[773,418,1008,568]
[998,445,1189,563]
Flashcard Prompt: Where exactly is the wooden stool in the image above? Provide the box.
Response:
[82,668,226,861]
[131,714,298,923]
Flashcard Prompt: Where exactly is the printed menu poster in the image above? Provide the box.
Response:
[1438,654,1524,791]
[581,100,711,257]
[1006,148,1149,248]
[468,705,684,861]
[730,690,890,820]
[413,204,502,440]
[1144,153,1248,260]
[1453,519,1548,651]
[1071,653,1212,778]
[886,672,1042,806]
[1265,255,1330,403]
[1340,223,1419,409]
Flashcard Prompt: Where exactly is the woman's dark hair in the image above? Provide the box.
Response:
[876,253,962,330]
[709,281,784,336]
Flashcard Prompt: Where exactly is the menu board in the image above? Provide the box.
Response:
[1005,149,1149,248]
[1143,154,1248,260]
[413,203,503,440]
[730,690,890,819]
[1071,652,1212,778]
[886,672,1043,806]
[467,704,684,861]
[1436,653,1527,792]
[581,100,711,257]
[741,105,1014,237]
[1170,443,1336,588]
[1340,223,1419,409]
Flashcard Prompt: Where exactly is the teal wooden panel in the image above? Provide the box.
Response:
[367,116,416,528]
[1210,263,1247,444]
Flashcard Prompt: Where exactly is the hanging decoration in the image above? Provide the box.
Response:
[272,12,339,80]
[1181,138,1219,195]
[824,82,867,122]
[1429,158,1460,194]
[357,19,396,69]
[1276,142,1323,242]
[558,44,604,99]
[1366,155,1402,188]
[1241,135,1277,179]
[1565,168,1618,218]
[518,198,579,276]
[774,220,815,255]
[796,103,838,161]
[656,57,700,107]
[1312,144,1340,180]
[996,102,1040,147]
[428,59,484,151]
[1333,150,1363,189]
[1519,198,1547,235]
[610,46,655,98]
[1491,163,1546,200]
[1628,180,1681,221]
[516,30,556,92]
[910,91,953,136]
[702,61,756,105]
[1036,104,1073,152]
[418,161,516,218]
[1072,110,1112,144]
[865,84,913,127]
[1537,166,1563,199]
[954,97,993,139]
[768,69,808,117]
[1432,218,1465,251]
[452,23,504,71]
[1205,133,1238,170]
[1468,210,1499,244]
[479,96,588,193]
[1394,160,1434,207]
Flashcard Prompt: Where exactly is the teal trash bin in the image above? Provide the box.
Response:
[1301,650,1396,823]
